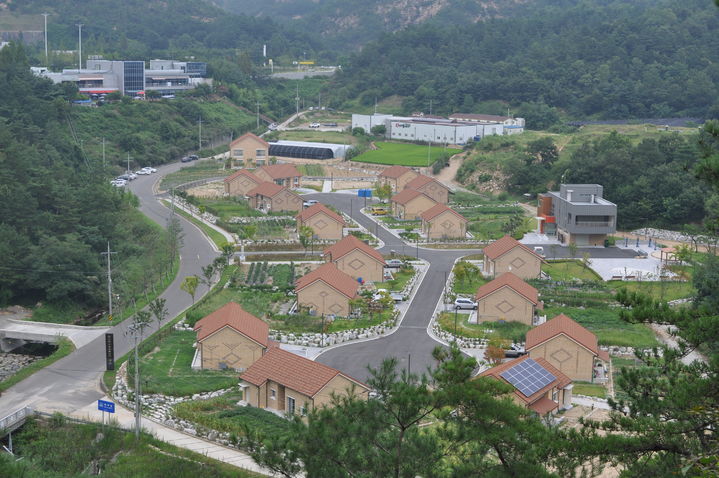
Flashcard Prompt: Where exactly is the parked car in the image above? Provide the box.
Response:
[385,259,404,268]
[454,297,478,310]
[180,156,192,163]
[268,123,279,130]
[141,166,157,173]
[135,169,150,175]
[110,179,126,187]
[189,154,199,161]
[309,122,321,128]
[126,172,137,180]
[116,174,131,181]
[303,199,319,207]
[370,207,388,216]
[373,289,404,302]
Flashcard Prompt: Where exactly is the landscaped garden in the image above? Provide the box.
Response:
[352,142,460,166]
[437,312,531,344]
[375,265,416,292]
[542,260,602,282]
[159,159,230,190]
[451,261,487,295]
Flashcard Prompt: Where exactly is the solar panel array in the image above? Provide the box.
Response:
[499,358,556,397]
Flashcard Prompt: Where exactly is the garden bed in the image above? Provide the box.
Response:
[436,312,531,344]
[542,260,603,282]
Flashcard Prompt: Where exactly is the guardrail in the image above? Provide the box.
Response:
[0,406,33,435]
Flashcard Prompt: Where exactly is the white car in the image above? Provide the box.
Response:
[135,169,150,175]
[309,122,321,128]
[110,179,127,187]
[454,297,478,310]
[126,172,137,180]
[142,166,157,173]
[303,199,319,207]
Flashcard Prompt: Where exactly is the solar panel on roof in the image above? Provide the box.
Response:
[499,358,556,397]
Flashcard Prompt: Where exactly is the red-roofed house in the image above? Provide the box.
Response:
[229,132,269,167]
[526,314,610,382]
[193,302,271,371]
[240,348,370,416]
[483,235,543,279]
[296,262,360,317]
[475,272,542,325]
[255,164,302,188]
[224,169,263,197]
[296,203,346,241]
[405,174,450,204]
[247,181,303,213]
[378,165,419,192]
[391,189,437,220]
[420,203,468,239]
[324,234,386,283]
[477,355,573,415]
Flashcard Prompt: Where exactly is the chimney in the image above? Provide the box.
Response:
[591,194,595,203]
[567,189,573,202]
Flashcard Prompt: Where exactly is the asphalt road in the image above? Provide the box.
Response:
[305,193,481,381]
[0,160,217,417]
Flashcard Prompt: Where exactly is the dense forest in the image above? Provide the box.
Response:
[330,0,719,121]
[0,44,173,318]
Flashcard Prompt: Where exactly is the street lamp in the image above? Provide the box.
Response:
[454,305,459,335]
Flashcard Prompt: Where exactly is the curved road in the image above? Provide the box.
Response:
[0,161,217,417]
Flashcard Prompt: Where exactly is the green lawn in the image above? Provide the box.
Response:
[375,266,416,291]
[131,330,237,396]
[297,164,326,176]
[185,286,292,327]
[174,393,291,440]
[467,215,533,241]
[542,260,602,281]
[198,197,263,219]
[277,130,356,145]
[542,306,658,349]
[452,261,487,295]
[607,280,694,301]
[159,160,230,191]
[353,142,460,166]
[573,381,607,399]
[328,309,394,333]
[437,312,531,344]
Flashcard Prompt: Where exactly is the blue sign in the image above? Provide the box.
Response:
[98,399,115,413]
[358,189,372,198]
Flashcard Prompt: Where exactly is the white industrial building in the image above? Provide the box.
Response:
[352,113,524,145]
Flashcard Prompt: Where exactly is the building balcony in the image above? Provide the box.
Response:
[574,221,613,228]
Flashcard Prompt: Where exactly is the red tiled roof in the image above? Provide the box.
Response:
[483,235,543,261]
[526,314,605,359]
[478,355,571,406]
[257,164,302,180]
[295,262,360,299]
[194,302,269,347]
[420,203,467,222]
[391,188,435,206]
[405,174,449,192]
[247,181,285,198]
[528,395,559,415]
[240,347,368,397]
[378,165,415,179]
[323,234,385,264]
[296,203,346,225]
[230,132,269,149]
[224,169,262,184]
[475,272,538,304]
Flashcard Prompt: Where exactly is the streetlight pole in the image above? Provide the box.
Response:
[76,23,83,71]
[100,242,117,320]
[256,101,260,129]
[42,13,49,67]
[454,305,459,335]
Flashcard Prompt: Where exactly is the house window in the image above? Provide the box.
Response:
[270,389,277,400]
[552,390,558,401]
[301,403,308,416]
[232,149,243,158]
[256,149,266,158]
[287,396,296,414]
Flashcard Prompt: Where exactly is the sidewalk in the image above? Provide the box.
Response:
[67,397,272,475]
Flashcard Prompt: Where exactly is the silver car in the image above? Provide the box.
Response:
[454,297,478,310]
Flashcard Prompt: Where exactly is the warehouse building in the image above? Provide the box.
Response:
[268,140,352,160]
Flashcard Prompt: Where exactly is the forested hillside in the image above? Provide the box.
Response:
[0,44,173,319]
[331,0,719,120]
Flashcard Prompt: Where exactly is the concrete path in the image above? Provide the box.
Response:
[321,180,332,193]
[0,318,111,349]
[69,398,271,475]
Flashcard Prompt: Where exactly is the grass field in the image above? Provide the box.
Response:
[375,266,416,291]
[134,330,237,396]
[607,280,694,301]
[573,382,607,399]
[353,142,461,166]
[437,312,531,344]
[542,260,602,281]
[159,160,230,190]
[277,130,356,145]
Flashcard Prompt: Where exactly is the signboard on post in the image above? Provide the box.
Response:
[98,400,115,413]
[105,333,114,371]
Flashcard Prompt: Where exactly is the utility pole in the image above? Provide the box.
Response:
[295,83,299,117]
[42,13,49,67]
[100,242,117,320]
[429,99,432,115]
[126,152,130,174]
[76,23,83,71]
[198,116,202,151]
[318,91,321,110]
[256,101,260,129]
[102,137,106,167]
[374,97,378,115]
[126,317,149,440]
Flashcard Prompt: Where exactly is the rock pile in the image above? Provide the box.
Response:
[0,353,40,381]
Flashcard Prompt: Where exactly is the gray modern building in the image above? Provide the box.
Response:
[538,184,617,246]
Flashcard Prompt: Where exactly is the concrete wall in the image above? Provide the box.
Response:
[484,247,541,279]
[332,249,384,283]
[392,195,437,220]
[528,335,595,382]
[413,181,449,204]
[225,175,261,196]
[477,287,535,325]
[230,136,268,167]
[297,280,351,317]
[422,211,467,239]
[299,212,344,240]
[199,326,265,370]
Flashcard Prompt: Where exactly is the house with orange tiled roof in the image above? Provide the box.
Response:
[193,302,273,371]
[224,169,263,197]
[239,347,370,416]
[475,272,542,325]
[378,165,419,192]
[391,188,437,220]
[295,262,360,317]
[296,203,346,241]
[478,355,573,415]
[526,314,610,382]
[483,235,543,279]
[255,164,302,188]
[420,203,468,239]
[247,181,303,213]
[324,234,386,283]
[229,132,269,167]
[405,174,450,204]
